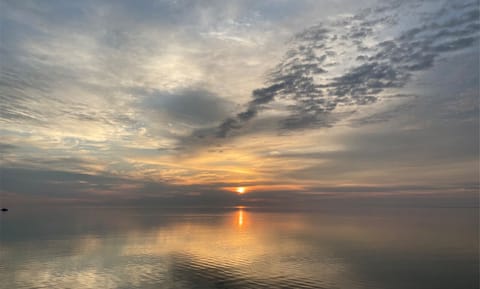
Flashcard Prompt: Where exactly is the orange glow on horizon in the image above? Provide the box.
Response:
[224,184,303,194]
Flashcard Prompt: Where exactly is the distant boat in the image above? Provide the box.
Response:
[1,208,8,212]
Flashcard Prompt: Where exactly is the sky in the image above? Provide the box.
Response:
[1,0,479,208]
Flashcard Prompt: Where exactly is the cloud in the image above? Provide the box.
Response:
[0,143,17,153]
[207,0,479,137]
[0,166,243,207]
[139,88,234,127]
[349,100,417,127]
[0,0,477,206]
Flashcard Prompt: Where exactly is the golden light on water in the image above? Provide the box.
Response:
[238,209,244,226]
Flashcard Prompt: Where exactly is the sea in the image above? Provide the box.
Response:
[0,206,478,289]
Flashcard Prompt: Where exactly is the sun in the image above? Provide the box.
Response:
[236,187,245,194]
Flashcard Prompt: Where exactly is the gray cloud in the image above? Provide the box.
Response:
[0,167,125,199]
[0,143,17,153]
[139,88,234,127]
[208,0,479,137]
[349,101,417,126]
[0,166,242,207]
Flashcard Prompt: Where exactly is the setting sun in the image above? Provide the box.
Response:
[236,187,246,194]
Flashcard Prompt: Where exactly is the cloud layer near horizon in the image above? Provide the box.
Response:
[1,0,478,207]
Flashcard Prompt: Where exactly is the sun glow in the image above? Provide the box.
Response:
[236,187,246,194]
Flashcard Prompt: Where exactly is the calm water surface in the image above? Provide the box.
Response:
[0,207,478,289]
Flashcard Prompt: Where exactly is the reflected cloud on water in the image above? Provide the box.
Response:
[0,207,478,289]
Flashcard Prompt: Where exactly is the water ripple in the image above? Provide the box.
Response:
[170,252,333,289]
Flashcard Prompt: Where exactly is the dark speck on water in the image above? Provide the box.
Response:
[1,208,8,212]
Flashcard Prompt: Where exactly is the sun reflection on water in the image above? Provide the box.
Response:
[238,209,244,227]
